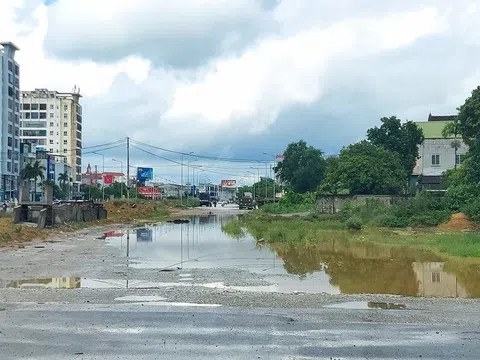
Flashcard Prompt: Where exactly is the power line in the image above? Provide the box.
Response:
[130,144,250,177]
[129,138,270,163]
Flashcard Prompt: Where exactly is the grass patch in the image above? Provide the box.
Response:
[224,215,480,258]
[261,203,315,214]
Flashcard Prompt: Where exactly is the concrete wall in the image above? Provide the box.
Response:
[316,195,408,214]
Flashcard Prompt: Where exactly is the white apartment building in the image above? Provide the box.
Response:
[20,88,82,189]
[0,42,21,201]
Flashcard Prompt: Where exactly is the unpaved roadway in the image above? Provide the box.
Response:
[1,206,480,359]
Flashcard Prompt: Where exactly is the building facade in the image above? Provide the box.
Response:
[0,42,21,200]
[413,114,468,190]
[20,88,82,190]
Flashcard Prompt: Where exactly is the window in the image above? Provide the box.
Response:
[49,140,54,144]
[64,113,68,119]
[8,86,14,96]
[15,114,19,124]
[14,64,19,75]
[456,154,466,166]
[14,127,19,136]
[31,104,38,110]
[50,104,54,110]
[15,79,19,88]
[39,112,47,119]
[22,103,30,110]
[24,112,31,119]
[8,124,12,134]
[7,150,12,159]
[64,140,68,145]
[431,154,440,166]
[8,61,13,71]
[49,131,54,136]
[64,122,68,127]
[14,151,18,161]
[8,73,13,84]
[8,112,13,122]
[7,162,11,172]
[22,130,47,137]
[50,113,54,118]
[14,163,18,173]
[50,148,54,153]
[432,272,441,283]
[8,137,12,147]
[64,131,68,136]
[39,104,47,110]
[31,112,39,119]
[64,104,68,111]
[49,122,55,127]
[8,99,13,110]
[14,139,19,148]
[38,139,46,145]
[63,149,67,153]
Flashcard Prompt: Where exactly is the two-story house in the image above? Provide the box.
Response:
[412,114,468,190]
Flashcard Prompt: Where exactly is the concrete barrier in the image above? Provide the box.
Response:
[37,208,47,229]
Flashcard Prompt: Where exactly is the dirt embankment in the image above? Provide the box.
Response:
[438,213,473,231]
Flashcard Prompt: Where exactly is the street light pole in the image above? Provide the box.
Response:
[263,152,276,204]
[93,152,105,201]
[112,159,123,199]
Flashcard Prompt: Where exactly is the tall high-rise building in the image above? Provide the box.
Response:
[20,88,82,190]
[0,42,21,201]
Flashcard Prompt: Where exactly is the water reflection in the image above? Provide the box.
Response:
[101,214,480,298]
[0,277,81,289]
[8,215,473,298]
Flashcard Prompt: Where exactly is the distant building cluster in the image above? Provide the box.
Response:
[1,42,82,201]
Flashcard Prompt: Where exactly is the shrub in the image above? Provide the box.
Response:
[408,210,451,227]
[112,200,123,208]
[370,214,409,228]
[461,201,480,222]
[346,216,362,230]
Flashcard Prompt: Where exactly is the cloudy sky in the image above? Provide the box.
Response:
[2,0,479,183]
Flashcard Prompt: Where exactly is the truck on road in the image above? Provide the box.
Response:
[238,192,255,210]
[199,192,212,207]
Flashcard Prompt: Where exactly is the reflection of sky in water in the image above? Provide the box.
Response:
[106,214,340,294]
[100,214,480,298]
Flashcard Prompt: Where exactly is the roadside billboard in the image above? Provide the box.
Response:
[138,186,161,199]
[136,228,153,242]
[221,180,236,188]
[103,174,114,185]
[137,167,153,181]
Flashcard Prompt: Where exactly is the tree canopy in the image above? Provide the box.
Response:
[458,86,480,146]
[333,141,407,195]
[367,116,424,177]
[275,140,326,193]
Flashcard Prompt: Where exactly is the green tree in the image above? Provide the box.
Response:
[274,140,326,193]
[82,185,102,201]
[20,160,46,201]
[457,86,480,182]
[335,141,407,195]
[318,156,345,195]
[57,172,70,197]
[43,179,66,200]
[367,116,424,177]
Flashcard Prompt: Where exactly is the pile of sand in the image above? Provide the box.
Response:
[438,212,473,231]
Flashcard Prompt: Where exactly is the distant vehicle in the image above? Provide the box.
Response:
[198,192,212,207]
[239,192,255,210]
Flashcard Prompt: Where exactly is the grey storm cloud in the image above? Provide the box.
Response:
[43,0,278,68]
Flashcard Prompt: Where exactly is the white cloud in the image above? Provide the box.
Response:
[2,0,480,179]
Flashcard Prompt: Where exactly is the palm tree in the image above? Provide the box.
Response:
[20,160,46,201]
[58,172,69,195]
[442,119,461,169]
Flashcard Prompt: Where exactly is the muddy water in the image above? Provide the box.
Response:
[3,214,480,298]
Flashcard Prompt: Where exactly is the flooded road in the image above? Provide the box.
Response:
[62,214,479,298]
[2,214,480,298]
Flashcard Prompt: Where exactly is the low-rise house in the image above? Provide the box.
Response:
[413,114,468,190]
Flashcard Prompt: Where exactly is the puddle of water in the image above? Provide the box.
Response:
[114,295,167,302]
[325,301,406,310]
[100,214,480,298]
[4,215,480,298]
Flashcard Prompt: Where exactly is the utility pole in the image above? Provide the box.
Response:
[180,154,184,206]
[126,137,130,200]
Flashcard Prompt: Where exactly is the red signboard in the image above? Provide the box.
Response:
[221,180,236,187]
[276,154,285,160]
[138,187,162,199]
[103,174,114,185]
